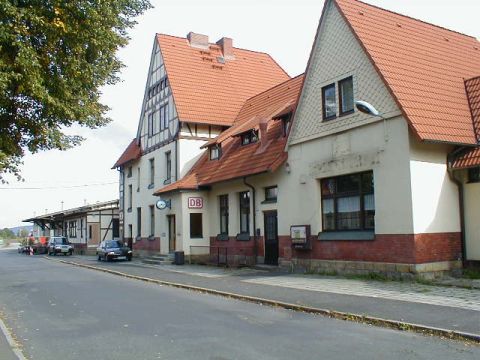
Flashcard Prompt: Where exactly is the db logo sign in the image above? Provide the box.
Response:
[188,197,203,209]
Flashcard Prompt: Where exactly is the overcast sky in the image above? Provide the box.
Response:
[1,0,479,228]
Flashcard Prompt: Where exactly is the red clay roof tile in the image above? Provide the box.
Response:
[157,34,290,127]
[335,0,480,144]
[154,75,304,194]
[112,139,142,169]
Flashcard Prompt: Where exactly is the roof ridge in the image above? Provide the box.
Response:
[348,0,478,40]
[156,32,294,59]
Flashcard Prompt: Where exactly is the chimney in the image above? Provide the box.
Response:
[255,120,270,154]
[216,37,235,60]
[187,32,209,49]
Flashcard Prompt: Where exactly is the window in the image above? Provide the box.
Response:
[159,104,169,130]
[89,225,92,240]
[128,224,133,239]
[339,76,354,115]
[112,219,120,238]
[210,145,221,160]
[321,171,374,231]
[282,114,292,137]
[69,221,77,238]
[147,112,154,137]
[149,158,155,187]
[219,195,229,234]
[127,166,132,178]
[128,185,133,210]
[322,83,336,120]
[80,219,83,238]
[468,167,480,183]
[241,130,258,145]
[149,205,155,237]
[137,167,140,191]
[239,191,250,234]
[190,213,203,238]
[136,208,142,237]
[165,151,172,182]
[265,186,278,202]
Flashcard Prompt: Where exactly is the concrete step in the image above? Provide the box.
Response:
[141,258,173,265]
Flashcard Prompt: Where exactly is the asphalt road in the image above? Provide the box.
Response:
[0,250,479,360]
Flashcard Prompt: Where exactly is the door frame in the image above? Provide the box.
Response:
[167,215,176,253]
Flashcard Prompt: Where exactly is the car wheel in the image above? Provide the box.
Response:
[127,255,132,261]
[97,255,101,261]
[104,254,109,262]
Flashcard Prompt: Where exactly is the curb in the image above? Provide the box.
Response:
[0,312,28,360]
[43,256,480,345]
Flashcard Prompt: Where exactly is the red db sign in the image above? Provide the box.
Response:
[188,197,203,209]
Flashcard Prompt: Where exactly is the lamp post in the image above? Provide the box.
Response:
[355,101,389,141]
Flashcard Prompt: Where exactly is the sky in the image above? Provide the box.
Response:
[1,0,479,228]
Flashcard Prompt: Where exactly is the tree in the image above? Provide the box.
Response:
[0,227,15,239]
[0,0,151,182]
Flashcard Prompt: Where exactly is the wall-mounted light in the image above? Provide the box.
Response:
[355,100,389,142]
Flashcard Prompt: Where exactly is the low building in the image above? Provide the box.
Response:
[152,0,480,277]
[23,200,120,253]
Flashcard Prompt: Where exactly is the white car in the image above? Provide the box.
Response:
[48,237,73,256]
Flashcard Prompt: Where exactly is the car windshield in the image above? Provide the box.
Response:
[105,240,121,248]
[53,238,69,245]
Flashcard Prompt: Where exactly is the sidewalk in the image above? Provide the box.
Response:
[58,256,480,338]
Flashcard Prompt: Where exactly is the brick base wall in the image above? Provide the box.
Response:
[279,232,461,264]
[133,237,160,255]
[205,236,258,266]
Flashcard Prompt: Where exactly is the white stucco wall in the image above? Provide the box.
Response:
[409,138,460,234]
[464,175,480,260]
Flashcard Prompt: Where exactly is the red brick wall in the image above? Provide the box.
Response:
[209,236,259,258]
[133,237,160,252]
[279,232,461,264]
[414,233,461,263]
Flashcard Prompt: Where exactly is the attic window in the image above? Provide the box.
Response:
[210,144,221,160]
[241,130,258,145]
[278,113,292,137]
[468,167,480,183]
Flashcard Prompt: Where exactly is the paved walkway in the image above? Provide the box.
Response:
[244,275,480,311]
[53,256,480,336]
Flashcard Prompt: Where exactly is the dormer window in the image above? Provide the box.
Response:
[210,144,221,160]
[280,113,292,137]
[241,130,258,145]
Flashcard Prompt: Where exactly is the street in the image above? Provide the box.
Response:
[0,249,478,360]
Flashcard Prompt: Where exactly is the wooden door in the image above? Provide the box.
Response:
[89,223,100,246]
[264,211,279,265]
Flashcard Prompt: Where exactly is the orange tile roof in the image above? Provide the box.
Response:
[157,34,290,127]
[335,0,480,144]
[154,75,304,194]
[112,139,142,169]
[451,147,480,169]
[465,76,480,141]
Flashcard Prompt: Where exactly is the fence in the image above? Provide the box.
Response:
[189,245,256,267]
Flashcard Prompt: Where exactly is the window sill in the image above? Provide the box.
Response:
[190,236,203,239]
[216,233,229,241]
[135,236,142,241]
[318,231,374,241]
[148,183,154,189]
[236,233,251,241]
[148,235,155,241]
[261,199,277,204]
[323,115,337,122]
[136,188,140,193]
[164,179,171,185]
[127,208,132,213]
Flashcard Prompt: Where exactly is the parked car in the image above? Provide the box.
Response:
[96,240,132,262]
[48,237,73,256]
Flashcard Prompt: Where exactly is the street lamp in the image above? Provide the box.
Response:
[355,100,389,141]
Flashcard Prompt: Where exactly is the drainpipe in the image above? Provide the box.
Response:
[447,148,467,266]
[243,177,257,264]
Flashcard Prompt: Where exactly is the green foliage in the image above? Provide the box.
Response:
[463,269,480,280]
[0,0,151,182]
[0,227,15,239]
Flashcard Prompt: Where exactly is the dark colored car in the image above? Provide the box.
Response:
[48,237,74,256]
[96,240,132,262]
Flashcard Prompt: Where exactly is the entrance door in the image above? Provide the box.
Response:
[264,211,278,265]
[168,215,176,252]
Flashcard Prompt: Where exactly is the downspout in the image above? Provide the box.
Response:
[243,177,257,265]
[447,148,467,266]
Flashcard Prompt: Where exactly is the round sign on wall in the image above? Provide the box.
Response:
[156,200,167,210]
